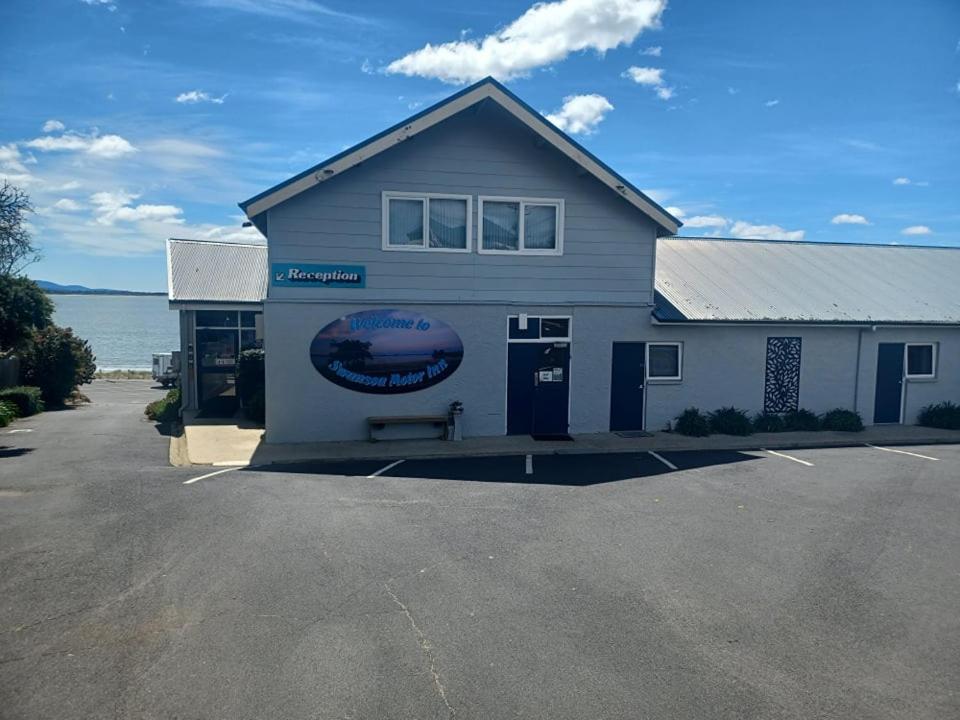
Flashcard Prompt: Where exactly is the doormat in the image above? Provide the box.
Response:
[615,430,653,438]
[531,434,574,441]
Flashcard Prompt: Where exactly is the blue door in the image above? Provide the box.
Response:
[507,343,570,435]
[873,343,904,423]
[610,342,645,431]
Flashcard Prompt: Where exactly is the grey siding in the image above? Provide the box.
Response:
[265,102,658,306]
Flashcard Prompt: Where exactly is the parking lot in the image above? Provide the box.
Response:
[2,382,959,719]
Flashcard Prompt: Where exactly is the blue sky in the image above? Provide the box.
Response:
[1,0,958,291]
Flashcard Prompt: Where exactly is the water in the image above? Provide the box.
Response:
[51,295,179,371]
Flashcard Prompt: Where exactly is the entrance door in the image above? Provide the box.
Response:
[196,328,239,417]
[873,343,904,423]
[507,342,570,436]
[610,342,645,431]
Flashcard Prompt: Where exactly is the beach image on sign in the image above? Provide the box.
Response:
[310,310,464,394]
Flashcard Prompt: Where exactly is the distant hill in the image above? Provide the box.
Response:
[36,280,166,296]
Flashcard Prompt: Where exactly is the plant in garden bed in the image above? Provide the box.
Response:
[782,408,821,432]
[820,408,864,432]
[237,348,265,424]
[675,407,710,436]
[916,401,960,430]
[22,326,96,406]
[0,399,17,427]
[145,388,181,423]
[752,412,785,433]
[0,385,43,416]
[709,406,753,436]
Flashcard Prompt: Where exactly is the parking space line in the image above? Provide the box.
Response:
[367,459,405,478]
[648,451,678,471]
[763,449,814,467]
[865,444,939,461]
[525,454,533,475]
[183,466,242,485]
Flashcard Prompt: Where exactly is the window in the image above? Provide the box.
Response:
[479,197,563,255]
[196,310,238,328]
[647,343,682,381]
[905,343,936,378]
[382,192,471,252]
[508,315,571,341]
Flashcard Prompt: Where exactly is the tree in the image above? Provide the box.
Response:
[0,275,53,351]
[0,181,40,275]
[22,325,96,405]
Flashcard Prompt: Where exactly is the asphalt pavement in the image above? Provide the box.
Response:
[1,380,959,719]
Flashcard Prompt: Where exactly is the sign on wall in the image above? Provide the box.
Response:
[272,263,365,288]
[310,309,464,394]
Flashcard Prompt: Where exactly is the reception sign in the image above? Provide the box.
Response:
[272,263,365,288]
[310,309,464,394]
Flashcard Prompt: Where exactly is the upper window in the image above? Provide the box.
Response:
[905,343,936,378]
[479,197,563,255]
[382,192,471,252]
[508,315,571,341]
[647,342,682,381]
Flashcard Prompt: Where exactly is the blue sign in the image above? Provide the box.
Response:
[272,263,365,288]
[310,309,464,394]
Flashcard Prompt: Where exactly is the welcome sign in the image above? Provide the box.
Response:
[310,309,464,394]
[272,263,365,288]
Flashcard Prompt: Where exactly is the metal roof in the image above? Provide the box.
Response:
[167,238,267,304]
[655,237,960,325]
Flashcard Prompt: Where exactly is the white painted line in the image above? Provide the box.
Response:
[763,449,814,467]
[183,466,241,485]
[212,460,249,467]
[525,454,533,475]
[367,459,405,478]
[865,444,939,461]
[648,451,678,471]
[6,428,33,434]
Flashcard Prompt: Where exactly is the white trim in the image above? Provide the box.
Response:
[478,196,564,256]
[165,238,175,301]
[381,191,473,253]
[504,315,573,435]
[646,342,683,381]
[904,342,937,379]
[865,444,939,461]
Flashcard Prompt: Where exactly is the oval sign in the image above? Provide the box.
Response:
[310,309,464,394]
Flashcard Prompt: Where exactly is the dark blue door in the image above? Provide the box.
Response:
[507,343,570,435]
[873,343,904,423]
[610,342,645,431]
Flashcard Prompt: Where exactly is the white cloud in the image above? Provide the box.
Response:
[765,99,780,107]
[545,93,613,134]
[0,143,37,185]
[90,191,184,226]
[42,119,66,133]
[684,215,729,229]
[25,132,137,159]
[53,198,83,211]
[623,65,674,100]
[640,45,661,56]
[730,220,804,241]
[194,0,369,24]
[665,205,684,219]
[175,90,227,104]
[80,0,117,9]
[901,225,932,236]
[831,213,870,225]
[386,0,667,83]
[893,177,911,185]
[727,87,739,95]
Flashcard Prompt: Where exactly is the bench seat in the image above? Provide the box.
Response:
[367,415,448,441]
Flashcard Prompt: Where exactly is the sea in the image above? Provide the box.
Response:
[51,295,179,371]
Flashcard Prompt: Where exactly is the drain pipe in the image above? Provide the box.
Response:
[852,326,867,412]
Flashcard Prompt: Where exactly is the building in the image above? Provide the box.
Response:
[167,77,960,441]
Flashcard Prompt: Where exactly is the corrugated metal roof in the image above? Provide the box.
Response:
[167,238,267,303]
[655,237,960,324]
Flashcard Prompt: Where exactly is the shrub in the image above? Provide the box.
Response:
[0,275,53,351]
[821,408,864,432]
[675,407,710,436]
[236,348,265,415]
[145,387,181,423]
[0,399,17,427]
[245,387,266,424]
[916,401,960,430]
[21,325,96,405]
[753,412,785,433]
[782,408,821,432]
[709,406,753,436]
[0,385,44,416]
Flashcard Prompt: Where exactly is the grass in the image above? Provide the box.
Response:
[95,369,153,380]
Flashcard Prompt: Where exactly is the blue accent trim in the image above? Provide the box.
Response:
[271,263,366,288]
[238,76,681,230]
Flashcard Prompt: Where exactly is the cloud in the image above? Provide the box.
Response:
[684,215,729,229]
[193,0,370,24]
[386,0,667,84]
[545,94,613,134]
[623,65,674,100]
[640,46,661,56]
[0,143,37,185]
[730,220,804,241]
[830,213,870,225]
[893,177,911,185]
[53,198,83,211]
[25,132,137,159]
[901,225,932,236]
[665,205,684,219]
[80,0,117,10]
[727,87,739,95]
[175,90,227,104]
[764,99,780,107]
[42,120,66,133]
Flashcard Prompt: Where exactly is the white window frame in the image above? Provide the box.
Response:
[478,196,564,256]
[381,191,473,253]
[506,314,572,342]
[646,342,682,382]
[904,342,937,380]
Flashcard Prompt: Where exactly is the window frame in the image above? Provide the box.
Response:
[646,342,683,382]
[904,342,937,380]
[478,196,564,256]
[506,314,572,343]
[381,191,473,253]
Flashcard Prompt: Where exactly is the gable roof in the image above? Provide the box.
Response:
[239,77,680,235]
[167,238,267,304]
[654,237,960,325]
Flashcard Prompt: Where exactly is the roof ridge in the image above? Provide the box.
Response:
[168,237,267,249]
[666,236,960,251]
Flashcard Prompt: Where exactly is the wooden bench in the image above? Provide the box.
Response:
[367,414,448,441]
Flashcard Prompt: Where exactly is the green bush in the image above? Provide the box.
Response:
[753,412,785,433]
[237,348,265,422]
[145,387,181,423]
[821,408,864,432]
[0,385,44,416]
[916,402,960,430]
[21,325,96,405]
[709,406,753,436]
[782,408,821,432]
[675,407,710,436]
[0,399,17,427]
[245,387,265,424]
[0,275,53,351]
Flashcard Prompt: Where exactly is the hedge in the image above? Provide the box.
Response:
[917,401,960,430]
[709,407,753,436]
[675,407,710,436]
[0,400,17,427]
[145,388,181,423]
[0,385,44,417]
[821,408,864,432]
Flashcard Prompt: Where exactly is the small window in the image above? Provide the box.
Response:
[240,311,260,328]
[647,343,682,380]
[541,318,570,338]
[905,343,936,378]
[383,193,471,252]
[480,197,563,255]
[507,316,571,341]
[508,316,540,340]
[196,310,238,328]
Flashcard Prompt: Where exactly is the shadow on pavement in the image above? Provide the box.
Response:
[0,446,34,458]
